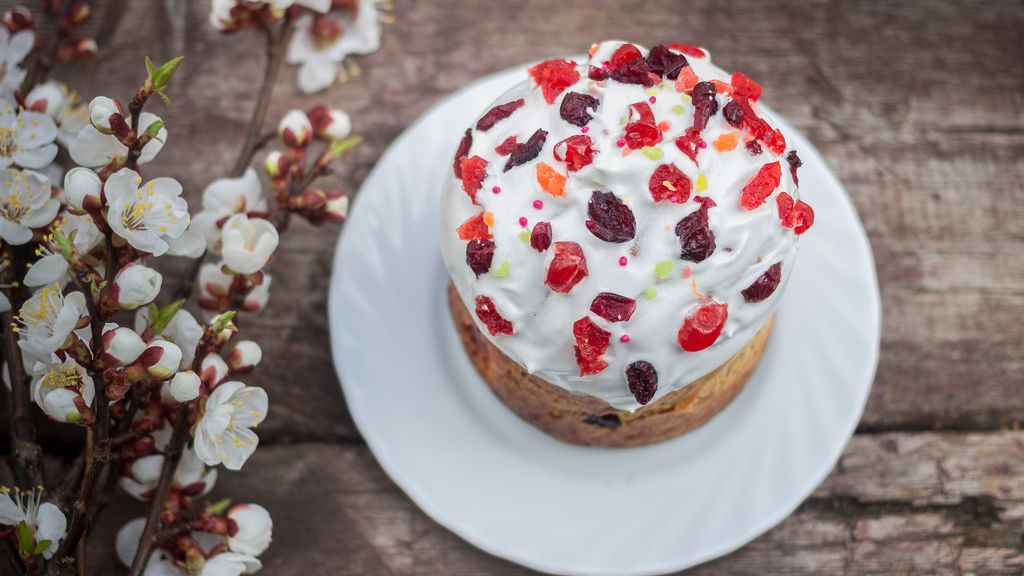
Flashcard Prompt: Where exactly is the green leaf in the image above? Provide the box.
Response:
[148,55,184,91]
[207,497,233,516]
[145,56,157,79]
[141,119,166,141]
[328,135,363,158]
[51,227,73,258]
[209,311,237,334]
[149,299,186,336]
[32,539,52,556]
[157,90,172,109]
[15,521,33,557]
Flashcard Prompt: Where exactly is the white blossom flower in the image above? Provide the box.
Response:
[169,370,201,402]
[166,229,207,258]
[24,212,103,288]
[63,166,102,212]
[227,504,272,557]
[25,82,65,117]
[226,341,261,373]
[0,168,59,244]
[0,28,33,99]
[0,486,66,559]
[191,168,268,251]
[104,168,190,256]
[135,307,203,370]
[194,381,268,470]
[307,105,351,140]
[138,340,183,381]
[277,109,312,148]
[210,0,328,31]
[221,214,278,275]
[53,87,89,149]
[69,111,166,169]
[198,263,273,313]
[118,519,260,576]
[30,355,95,424]
[286,4,382,94]
[0,98,59,169]
[15,287,86,362]
[112,263,163,310]
[120,447,217,501]
[99,323,147,367]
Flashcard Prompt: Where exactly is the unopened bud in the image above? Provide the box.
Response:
[138,340,182,380]
[324,191,348,222]
[200,353,229,388]
[263,151,288,179]
[63,167,102,212]
[170,370,201,402]
[25,82,65,116]
[88,96,128,136]
[3,7,34,32]
[226,341,261,373]
[112,264,162,310]
[307,105,352,140]
[277,109,312,148]
[99,324,146,367]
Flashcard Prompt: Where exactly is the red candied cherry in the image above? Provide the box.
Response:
[606,43,655,86]
[475,295,514,336]
[465,238,495,277]
[668,43,706,58]
[460,156,488,203]
[553,134,596,172]
[504,128,548,172]
[648,163,692,203]
[456,212,492,241]
[528,59,581,104]
[530,221,552,252]
[452,129,472,179]
[737,98,787,155]
[586,190,636,243]
[625,360,658,405]
[545,241,588,294]
[560,91,601,127]
[742,262,782,303]
[677,300,728,352]
[777,191,794,222]
[476,98,525,131]
[624,101,661,149]
[740,161,781,210]
[730,72,762,101]
[572,317,611,376]
[590,292,637,322]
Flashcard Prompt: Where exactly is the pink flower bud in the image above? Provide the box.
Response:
[226,341,261,373]
[277,109,312,148]
[2,7,34,32]
[88,96,128,136]
[324,191,349,222]
[138,340,182,380]
[307,105,351,140]
[263,150,288,179]
[227,503,273,556]
[201,353,229,388]
[99,325,146,367]
[63,167,102,212]
[70,36,97,60]
[170,370,201,402]
[113,264,162,310]
[66,1,90,26]
[25,82,65,116]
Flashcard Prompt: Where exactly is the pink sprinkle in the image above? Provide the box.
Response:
[492,186,501,194]
[533,200,544,210]
[616,138,626,148]
[518,216,528,228]
[581,126,590,133]
[698,140,707,149]
[618,256,628,266]
[620,334,631,343]
[648,95,657,104]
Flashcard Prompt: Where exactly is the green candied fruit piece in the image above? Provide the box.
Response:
[641,146,663,161]
[672,104,686,115]
[654,260,674,280]
[493,260,511,278]
[518,230,531,244]
[643,286,658,300]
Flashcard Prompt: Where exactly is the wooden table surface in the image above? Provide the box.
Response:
[3,0,1023,574]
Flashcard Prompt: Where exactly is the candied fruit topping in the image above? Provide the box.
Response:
[737,98,786,155]
[587,65,609,81]
[746,140,762,155]
[777,191,794,221]
[452,129,472,179]
[493,260,511,278]
[723,100,744,127]
[475,295,513,336]
[730,72,762,101]
[476,98,525,131]
[677,300,728,352]
[713,132,739,151]
[646,45,688,80]
[785,150,803,185]
[786,199,815,235]
[675,66,698,93]
[495,136,519,155]
[606,43,655,86]
[590,292,637,322]
[559,92,600,127]
[504,128,548,172]
[674,81,719,163]
[742,262,782,303]
[460,155,488,203]
[626,360,658,405]
[586,190,636,243]
[675,202,716,262]
[648,163,692,203]
[624,101,661,149]
[528,59,581,104]
[530,221,552,252]
[572,317,611,376]
[741,161,782,210]
[553,134,596,171]
[456,212,492,241]
[535,162,566,197]
[667,43,706,58]
[465,238,495,276]
[545,241,588,293]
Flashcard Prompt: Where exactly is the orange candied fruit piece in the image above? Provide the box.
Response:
[457,212,493,241]
[536,162,567,197]
[713,132,740,151]
[675,66,699,93]
[711,79,732,95]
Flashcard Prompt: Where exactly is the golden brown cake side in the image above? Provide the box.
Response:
[449,284,774,447]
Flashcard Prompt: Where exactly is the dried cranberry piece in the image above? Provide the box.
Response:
[785,150,802,185]
[689,81,719,133]
[667,43,706,58]
[646,45,688,80]
[606,43,655,86]
[742,262,782,303]
[553,134,596,171]
[495,136,519,156]
[545,241,588,293]
[530,221,552,252]
[587,65,609,80]
[586,190,636,243]
[730,72,763,101]
[738,98,786,155]
[590,292,637,322]
[677,301,728,352]
[624,101,661,149]
[466,239,495,276]
[648,163,692,203]
[504,129,548,172]
[573,317,611,376]
[476,99,525,132]
[675,203,716,262]
[626,361,658,405]
[741,162,782,210]
[460,156,488,203]
[528,59,580,104]
[452,129,472,179]
[475,295,513,336]
[786,200,815,235]
[456,212,492,241]
[723,100,744,127]
[674,132,702,164]
[559,92,600,127]
[777,191,794,222]
[745,140,762,155]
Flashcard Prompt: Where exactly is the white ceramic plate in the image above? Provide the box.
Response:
[329,64,880,576]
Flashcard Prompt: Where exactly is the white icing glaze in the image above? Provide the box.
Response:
[440,40,808,412]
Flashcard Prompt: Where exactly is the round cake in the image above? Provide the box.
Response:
[440,40,815,447]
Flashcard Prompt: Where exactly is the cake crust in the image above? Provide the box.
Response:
[449,284,774,447]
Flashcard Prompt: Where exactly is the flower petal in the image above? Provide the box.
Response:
[297,58,338,95]
[69,125,125,168]
[13,143,58,169]
[15,111,58,147]
[7,30,35,64]
[34,502,67,559]
[24,254,69,287]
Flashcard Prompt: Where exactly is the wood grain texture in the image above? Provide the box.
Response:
[0,0,1022,573]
